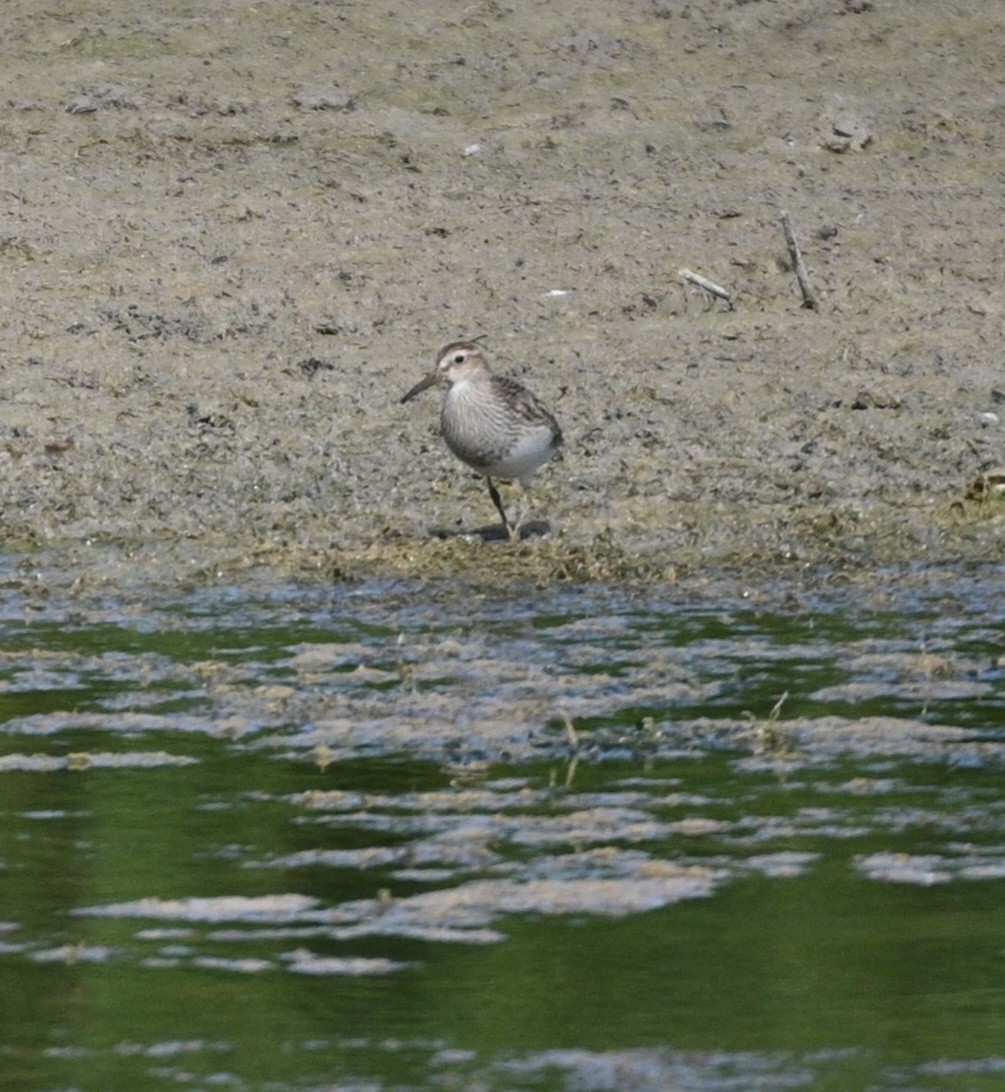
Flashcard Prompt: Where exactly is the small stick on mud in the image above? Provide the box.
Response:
[780,212,819,310]
[679,267,733,308]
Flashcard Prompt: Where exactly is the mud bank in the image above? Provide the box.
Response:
[1,0,1002,589]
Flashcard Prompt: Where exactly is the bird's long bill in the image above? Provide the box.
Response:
[400,371,440,404]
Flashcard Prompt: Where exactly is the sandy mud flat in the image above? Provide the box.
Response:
[0,0,1002,592]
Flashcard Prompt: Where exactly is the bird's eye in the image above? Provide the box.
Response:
[453,353,465,364]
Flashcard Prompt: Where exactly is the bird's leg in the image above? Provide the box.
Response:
[514,487,531,538]
[485,476,514,538]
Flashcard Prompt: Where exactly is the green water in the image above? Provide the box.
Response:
[1,567,1003,1091]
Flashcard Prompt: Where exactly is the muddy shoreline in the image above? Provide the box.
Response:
[1,0,1002,592]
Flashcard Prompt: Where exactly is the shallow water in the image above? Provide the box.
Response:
[1,563,1004,1091]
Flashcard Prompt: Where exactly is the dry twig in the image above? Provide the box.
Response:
[780,212,819,309]
[679,267,732,308]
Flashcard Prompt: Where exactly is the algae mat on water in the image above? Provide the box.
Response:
[0,564,1003,1090]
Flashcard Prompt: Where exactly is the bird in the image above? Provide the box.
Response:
[400,339,563,538]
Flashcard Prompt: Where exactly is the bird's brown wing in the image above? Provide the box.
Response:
[491,375,563,447]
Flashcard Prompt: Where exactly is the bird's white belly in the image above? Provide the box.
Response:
[441,376,557,485]
[486,427,554,484]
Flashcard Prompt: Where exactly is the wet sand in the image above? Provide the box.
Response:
[1,0,1003,590]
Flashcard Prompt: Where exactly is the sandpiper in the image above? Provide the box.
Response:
[401,339,563,538]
